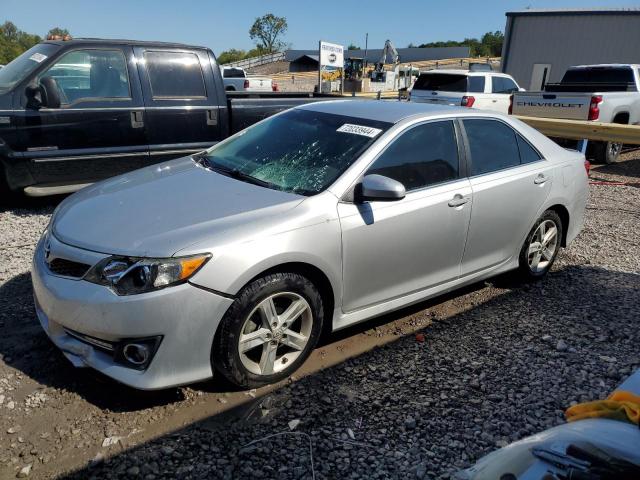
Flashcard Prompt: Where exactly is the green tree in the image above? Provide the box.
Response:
[347,43,360,50]
[217,48,248,64]
[249,13,287,53]
[46,27,70,39]
[417,31,503,57]
[0,21,42,64]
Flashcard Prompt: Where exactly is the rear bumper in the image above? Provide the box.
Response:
[31,235,234,390]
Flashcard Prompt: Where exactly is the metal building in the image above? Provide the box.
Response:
[501,8,640,90]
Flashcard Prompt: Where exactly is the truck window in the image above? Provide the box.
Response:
[0,43,60,94]
[561,67,634,84]
[492,77,518,94]
[223,68,245,78]
[144,51,206,99]
[468,76,485,93]
[40,49,130,104]
[413,73,484,93]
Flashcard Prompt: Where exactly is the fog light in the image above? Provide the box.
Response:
[122,343,150,365]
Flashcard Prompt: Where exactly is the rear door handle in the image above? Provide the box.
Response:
[206,109,218,126]
[534,174,547,185]
[130,111,144,129]
[448,194,469,208]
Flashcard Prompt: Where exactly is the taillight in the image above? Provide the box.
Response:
[588,95,602,121]
[461,96,475,108]
[243,79,250,89]
[272,82,279,92]
[508,94,514,115]
[584,159,591,175]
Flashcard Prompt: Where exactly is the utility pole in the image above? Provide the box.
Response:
[364,33,369,70]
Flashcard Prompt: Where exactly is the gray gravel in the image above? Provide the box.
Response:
[1,153,639,479]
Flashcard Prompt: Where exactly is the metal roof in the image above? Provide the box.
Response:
[296,100,469,123]
[507,7,640,16]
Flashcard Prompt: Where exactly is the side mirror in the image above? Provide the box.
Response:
[357,174,406,202]
[26,77,61,109]
[519,87,526,92]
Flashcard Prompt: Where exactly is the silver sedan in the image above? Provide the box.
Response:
[32,101,588,389]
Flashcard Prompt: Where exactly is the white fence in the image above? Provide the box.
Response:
[224,51,286,69]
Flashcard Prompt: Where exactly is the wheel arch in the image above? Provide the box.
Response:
[546,203,570,247]
[613,111,630,124]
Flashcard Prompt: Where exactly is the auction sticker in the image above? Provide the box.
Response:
[29,53,48,63]
[337,124,382,138]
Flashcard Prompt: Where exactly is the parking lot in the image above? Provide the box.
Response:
[0,152,637,479]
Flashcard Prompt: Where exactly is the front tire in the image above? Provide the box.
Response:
[517,210,563,280]
[213,272,324,388]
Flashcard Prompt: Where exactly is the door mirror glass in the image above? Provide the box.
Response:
[358,174,406,202]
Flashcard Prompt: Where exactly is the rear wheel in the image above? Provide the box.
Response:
[589,141,622,164]
[517,210,563,280]
[213,272,324,388]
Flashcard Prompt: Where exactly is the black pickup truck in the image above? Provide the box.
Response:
[0,38,332,196]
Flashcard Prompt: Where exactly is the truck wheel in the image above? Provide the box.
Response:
[589,141,622,164]
[213,272,324,389]
[517,210,563,281]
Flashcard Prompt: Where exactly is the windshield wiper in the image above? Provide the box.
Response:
[192,154,275,189]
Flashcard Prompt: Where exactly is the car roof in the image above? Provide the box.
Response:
[297,100,468,123]
[419,69,507,77]
[43,38,209,50]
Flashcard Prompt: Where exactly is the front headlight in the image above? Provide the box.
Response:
[85,254,211,295]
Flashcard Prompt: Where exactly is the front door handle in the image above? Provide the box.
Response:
[534,174,547,185]
[130,111,144,129]
[448,194,469,208]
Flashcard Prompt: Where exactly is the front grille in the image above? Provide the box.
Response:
[47,258,91,278]
[64,328,115,353]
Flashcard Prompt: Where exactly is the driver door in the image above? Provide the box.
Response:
[16,46,149,187]
[337,120,472,312]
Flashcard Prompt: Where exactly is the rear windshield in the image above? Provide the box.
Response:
[0,43,60,94]
[223,68,245,78]
[201,109,392,195]
[561,67,635,84]
[413,73,484,93]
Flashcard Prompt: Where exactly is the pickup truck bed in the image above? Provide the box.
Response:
[0,38,339,196]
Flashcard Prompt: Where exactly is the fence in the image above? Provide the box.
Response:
[225,51,286,70]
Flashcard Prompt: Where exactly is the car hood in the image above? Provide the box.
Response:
[52,157,305,257]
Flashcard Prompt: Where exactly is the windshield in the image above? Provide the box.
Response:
[201,109,392,195]
[0,43,59,94]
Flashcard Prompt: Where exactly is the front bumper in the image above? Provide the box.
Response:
[31,234,234,390]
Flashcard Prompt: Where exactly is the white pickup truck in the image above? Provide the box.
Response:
[221,66,276,92]
[511,64,640,164]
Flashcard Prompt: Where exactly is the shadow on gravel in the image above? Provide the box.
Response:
[59,265,640,479]
[592,155,640,180]
[0,192,68,214]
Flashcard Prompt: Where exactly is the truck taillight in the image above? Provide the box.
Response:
[584,159,591,175]
[272,82,279,92]
[508,94,514,115]
[461,96,475,108]
[588,95,602,121]
[243,79,250,89]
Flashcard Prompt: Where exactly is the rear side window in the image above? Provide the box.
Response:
[492,77,519,94]
[413,73,467,92]
[367,121,459,191]
[463,119,521,175]
[144,51,206,99]
[517,135,542,164]
[468,76,485,93]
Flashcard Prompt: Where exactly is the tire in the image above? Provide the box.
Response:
[517,210,563,281]
[589,141,622,164]
[213,272,324,388]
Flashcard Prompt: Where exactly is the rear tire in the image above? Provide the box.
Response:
[213,272,324,389]
[589,141,622,164]
[516,210,563,281]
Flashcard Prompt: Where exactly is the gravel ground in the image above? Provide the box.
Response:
[1,152,639,479]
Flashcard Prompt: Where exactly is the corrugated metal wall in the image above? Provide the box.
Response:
[503,13,640,89]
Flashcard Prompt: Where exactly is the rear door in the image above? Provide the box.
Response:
[459,118,554,276]
[17,46,149,187]
[134,47,222,162]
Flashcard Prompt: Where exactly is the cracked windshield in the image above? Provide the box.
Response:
[202,109,391,195]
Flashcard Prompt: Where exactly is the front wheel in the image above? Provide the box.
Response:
[517,210,563,280]
[213,272,324,388]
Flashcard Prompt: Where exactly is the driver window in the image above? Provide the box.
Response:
[41,49,130,105]
[366,121,459,191]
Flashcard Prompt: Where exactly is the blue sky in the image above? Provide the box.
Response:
[2,0,634,53]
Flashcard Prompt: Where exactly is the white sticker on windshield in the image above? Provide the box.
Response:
[337,123,382,138]
[29,53,47,63]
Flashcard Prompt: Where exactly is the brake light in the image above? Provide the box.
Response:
[243,79,250,89]
[588,95,602,121]
[508,94,514,115]
[584,159,591,175]
[461,96,475,108]
[272,82,279,92]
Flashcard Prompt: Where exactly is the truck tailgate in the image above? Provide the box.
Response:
[512,93,591,120]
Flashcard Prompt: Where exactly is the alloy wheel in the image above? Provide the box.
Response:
[527,219,559,273]
[238,292,313,376]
